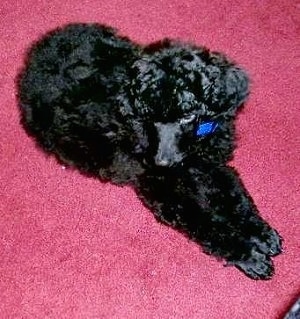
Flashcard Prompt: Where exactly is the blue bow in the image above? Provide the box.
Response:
[196,121,219,137]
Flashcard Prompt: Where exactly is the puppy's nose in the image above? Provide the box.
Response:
[155,156,171,167]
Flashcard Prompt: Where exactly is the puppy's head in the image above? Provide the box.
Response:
[123,41,249,167]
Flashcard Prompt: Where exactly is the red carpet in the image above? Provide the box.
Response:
[0,0,299,318]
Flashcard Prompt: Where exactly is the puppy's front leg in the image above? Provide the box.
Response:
[136,166,282,280]
[190,165,282,279]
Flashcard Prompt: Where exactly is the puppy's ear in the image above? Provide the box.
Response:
[203,56,250,115]
[223,66,249,112]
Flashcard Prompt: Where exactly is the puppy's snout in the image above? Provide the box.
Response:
[154,122,183,167]
[154,148,183,167]
[155,153,173,167]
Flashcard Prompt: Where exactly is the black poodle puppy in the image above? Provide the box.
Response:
[17,23,282,280]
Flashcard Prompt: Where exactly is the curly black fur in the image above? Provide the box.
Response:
[17,23,282,280]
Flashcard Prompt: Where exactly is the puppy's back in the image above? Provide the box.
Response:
[16,24,139,173]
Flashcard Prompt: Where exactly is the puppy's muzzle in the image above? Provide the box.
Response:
[154,122,183,167]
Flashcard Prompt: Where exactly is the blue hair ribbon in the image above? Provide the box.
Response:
[196,121,219,137]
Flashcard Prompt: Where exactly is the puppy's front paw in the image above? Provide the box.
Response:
[266,228,283,256]
[232,250,274,280]
[251,228,283,257]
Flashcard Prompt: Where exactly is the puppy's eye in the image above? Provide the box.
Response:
[179,114,196,125]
